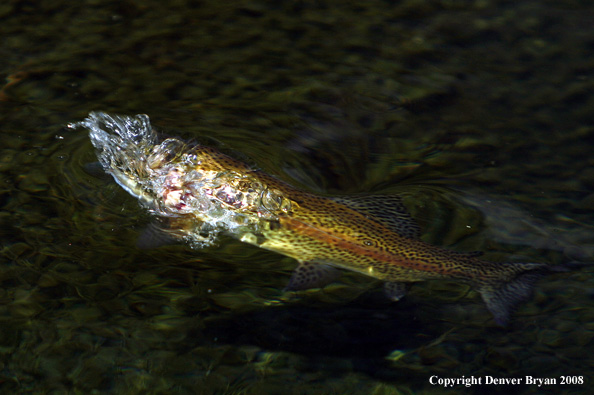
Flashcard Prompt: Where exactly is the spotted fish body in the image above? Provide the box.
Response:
[73,112,547,325]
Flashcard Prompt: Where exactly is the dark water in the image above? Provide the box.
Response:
[1,0,594,393]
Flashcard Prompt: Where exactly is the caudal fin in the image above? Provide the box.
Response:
[477,263,547,326]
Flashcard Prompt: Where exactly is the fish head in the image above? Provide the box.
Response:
[70,112,206,213]
[70,112,268,246]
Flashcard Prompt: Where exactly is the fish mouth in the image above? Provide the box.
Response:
[108,167,156,207]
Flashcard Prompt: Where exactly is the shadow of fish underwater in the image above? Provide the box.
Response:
[70,112,554,326]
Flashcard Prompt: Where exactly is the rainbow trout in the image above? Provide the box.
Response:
[71,112,548,325]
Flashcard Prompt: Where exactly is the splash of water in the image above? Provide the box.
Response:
[69,112,161,204]
[69,112,268,248]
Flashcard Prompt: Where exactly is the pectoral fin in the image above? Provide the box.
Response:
[136,222,183,249]
[384,281,407,301]
[285,262,341,291]
[136,218,209,249]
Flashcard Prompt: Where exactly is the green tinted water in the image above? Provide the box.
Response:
[1,0,594,393]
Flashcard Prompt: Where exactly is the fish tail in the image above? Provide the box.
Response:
[477,262,548,326]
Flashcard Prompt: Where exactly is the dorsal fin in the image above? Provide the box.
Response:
[449,250,484,258]
[331,195,421,239]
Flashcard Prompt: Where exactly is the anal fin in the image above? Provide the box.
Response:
[477,262,547,326]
